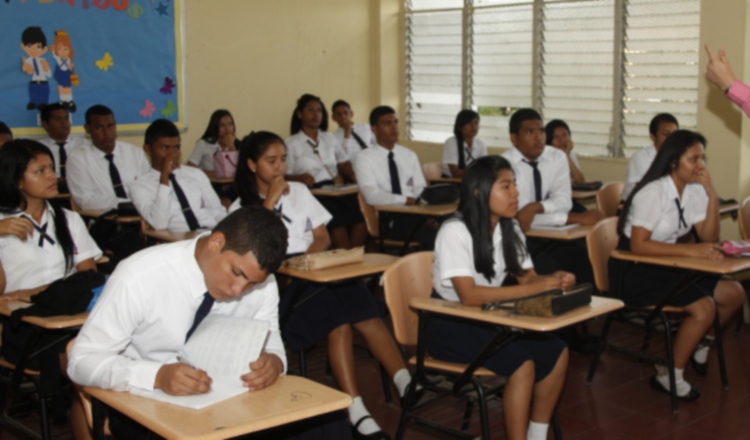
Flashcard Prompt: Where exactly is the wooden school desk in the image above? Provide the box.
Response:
[428,177,461,185]
[209,176,234,185]
[310,185,360,197]
[374,202,458,252]
[524,224,593,241]
[77,208,141,224]
[719,200,739,218]
[277,253,398,284]
[87,375,352,440]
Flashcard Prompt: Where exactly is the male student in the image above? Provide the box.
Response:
[39,103,84,181]
[66,104,150,211]
[0,122,12,148]
[354,105,437,250]
[128,119,226,232]
[622,113,679,200]
[331,100,375,163]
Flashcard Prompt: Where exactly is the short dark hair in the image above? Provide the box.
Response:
[22,26,46,46]
[144,119,179,145]
[369,105,396,127]
[544,119,571,145]
[85,104,114,125]
[212,206,288,274]
[332,100,351,113]
[649,113,679,137]
[509,108,542,135]
[0,122,11,137]
[41,103,68,123]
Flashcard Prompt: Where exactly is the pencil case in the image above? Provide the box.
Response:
[721,240,750,256]
[481,283,593,317]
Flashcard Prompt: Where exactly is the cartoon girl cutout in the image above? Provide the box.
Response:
[51,30,78,113]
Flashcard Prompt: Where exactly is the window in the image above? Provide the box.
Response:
[404,0,701,157]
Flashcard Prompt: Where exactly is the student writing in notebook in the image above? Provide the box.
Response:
[331,99,375,163]
[430,156,570,440]
[442,109,487,178]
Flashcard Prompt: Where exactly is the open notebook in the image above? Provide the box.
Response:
[130,316,269,409]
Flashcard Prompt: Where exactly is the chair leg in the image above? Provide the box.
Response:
[379,364,393,407]
[39,396,50,440]
[641,328,653,357]
[298,350,307,378]
[552,409,563,440]
[586,314,612,385]
[661,312,679,414]
[395,376,418,440]
[460,400,474,432]
[471,377,491,440]
[714,309,729,390]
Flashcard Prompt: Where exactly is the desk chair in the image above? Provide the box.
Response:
[421,162,442,182]
[585,218,728,414]
[356,193,418,254]
[735,197,750,331]
[595,181,624,218]
[0,342,48,440]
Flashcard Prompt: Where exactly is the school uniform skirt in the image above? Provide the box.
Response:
[280,279,384,352]
[608,236,719,307]
[425,292,567,381]
[312,180,364,230]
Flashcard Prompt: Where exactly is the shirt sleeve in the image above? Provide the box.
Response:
[435,222,476,287]
[410,153,427,199]
[195,170,227,224]
[630,184,664,232]
[66,150,120,211]
[66,210,103,266]
[134,148,151,176]
[531,151,571,227]
[354,153,407,205]
[688,186,709,226]
[333,138,349,164]
[442,138,458,166]
[726,80,750,119]
[188,140,206,167]
[301,186,332,228]
[252,276,287,372]
[128,179,174,230]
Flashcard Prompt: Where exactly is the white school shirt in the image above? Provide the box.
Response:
[624,175,709,243]
[333,123,375,162]
[432,219,534,303]
[187,139,230,172]
[568,151,581,171]
[502,146,572,227]
[285,131,348,183]
[67,235,287,392]
[441,136,488,177]
[25,56,51,82]
[229,182,332,255]
[0,203,102,293]
[39,135,85,178]
[354,144,427,205]
[622,145,657,201]
[66,140,150,211]
[127,167,227,232]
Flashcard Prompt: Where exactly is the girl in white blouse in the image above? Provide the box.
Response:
[613,130,745,401]
[441,109,487,178]
[187,109,240,173]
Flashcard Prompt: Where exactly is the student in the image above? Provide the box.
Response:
[66,105,149,211]
[622,113,679,200]
[286,94,366,250]
[230,131,414,440]
[187,109,240,173]
[39,103,84,181]
[128,119,226,232]
[0,122,12,148]
[612,130,745,400]
[354,106,437,250]
[331,99,375,163]
[442,109,487,178]
[544,119,584,185]
[429,155,570,440]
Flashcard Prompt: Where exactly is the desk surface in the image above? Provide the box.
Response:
[572,190,597,200]
[0,301,87,329]
[719,202,739,216]
[611,250,750,275]
[428,177,461,184]
[85,375,352,440]
[209,177,234,184]
[374,202,458,216]
[142,228,204,243]
[277,253,398,283]
[310,186,359,197]
[524,224,592,240]
[411,296,623,332]
[78,209,141,224]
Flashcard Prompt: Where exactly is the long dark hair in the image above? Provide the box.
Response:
[454,109,479,170]
[200,109,236,144]
[617,129,707,236]
[290,94,328,135]
[0,140,75,273]
[456,155,528,282]
[235,131,287,207]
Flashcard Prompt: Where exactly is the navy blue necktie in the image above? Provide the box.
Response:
[306,139,320,156]
[388,151,402,195]
[273,204,292,224]
[169,174,201,231]
[23,215,55,248]
[56,142,67,178]
[675,198,688,229]
[351,131,367,150]
[523,160,542,202]
[105,153,127,199]
[186,292,214,342]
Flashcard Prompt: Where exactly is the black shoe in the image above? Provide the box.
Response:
[352,416,390,440]
[691,357,708,376]
[649,375,701,402]
[26,102,36,110]
[400,383,428,409]
[68,101,77,113]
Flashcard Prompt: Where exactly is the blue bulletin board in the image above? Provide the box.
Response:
[0,0,186,135]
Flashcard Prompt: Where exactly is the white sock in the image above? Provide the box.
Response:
[655,367,692,397]
[348,396,381,435]
[527,421,549,440]
[60,93,72,102]
[693,336,714,364]
[393,368,411,398]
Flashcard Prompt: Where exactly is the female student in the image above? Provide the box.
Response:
[613,130,745,400]
[231,131,414,440]
[430,155,570,440]
[442,109,487,178]
[187,109,240,173]
[285,94,366,250]
[544,119,585,185]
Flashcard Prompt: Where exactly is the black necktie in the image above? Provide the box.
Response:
[351,131,367,150]
[104,153,128,199]
[523,160,542,202]
[169,174,201,231]
[24,215,56,248]
[186,292,214,342]
[306,139,320,156]
[273,204,292,224]
[56,142,67,178]
[675,198,688,229]
[464,146,474,163]
[388,151,402,195]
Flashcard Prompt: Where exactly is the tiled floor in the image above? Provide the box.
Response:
[3,314,749,439]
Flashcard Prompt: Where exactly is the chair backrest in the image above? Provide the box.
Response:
[586,217,619,293]
[382,252,434,346]
[422,162,442,181]
[595,181,625,218]
[357,192,380,238]
[739,196,750,240]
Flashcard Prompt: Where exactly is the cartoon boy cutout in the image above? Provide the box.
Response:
[21,26,51,111]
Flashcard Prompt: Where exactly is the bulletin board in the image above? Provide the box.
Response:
[0,0,186,136]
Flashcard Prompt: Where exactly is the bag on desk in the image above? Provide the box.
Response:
[419,183,460,205]
[481,283,593,317]
[572,181,603,191]
[721,240,750,256]
[213,150,239,179]
[283,246,364,271]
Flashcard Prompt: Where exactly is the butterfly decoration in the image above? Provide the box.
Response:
[95,52,113,71]
[140,100,156,118]
[160,77,175,94]
[161,99,176,118]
